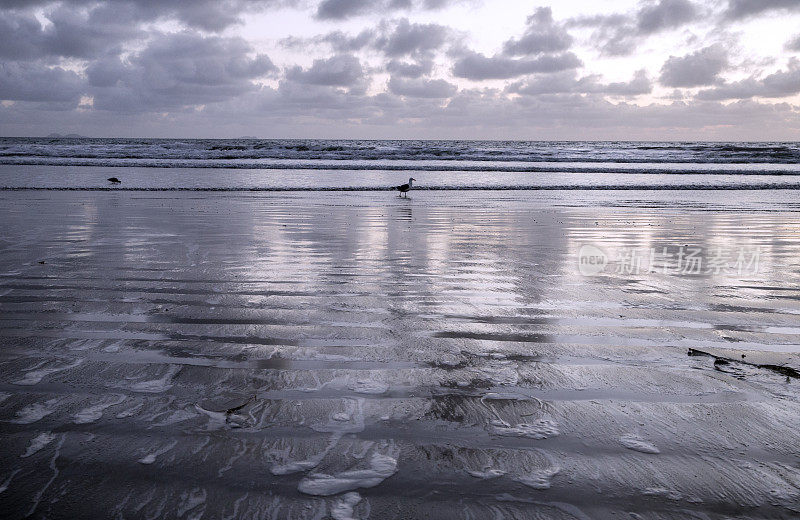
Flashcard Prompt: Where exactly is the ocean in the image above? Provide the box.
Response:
[2,138,800,190]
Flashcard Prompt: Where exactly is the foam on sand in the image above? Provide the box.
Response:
[73,394,126,424]
[348,380,389,395]
[21,432,56,458]
[0,470,21,495]
[331,492,363,520]
[10,398,62,424]
[13,359,84,385]
[129,365,181,393]
[298,448,399,496]
[137,440,178,465]
[620,434,660,454]
[467,469,507,479]
[513,466,560,490]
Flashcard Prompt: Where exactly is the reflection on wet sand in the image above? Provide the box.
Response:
[1,191,799,519]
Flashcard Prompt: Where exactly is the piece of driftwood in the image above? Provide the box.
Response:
[688,348,799,379]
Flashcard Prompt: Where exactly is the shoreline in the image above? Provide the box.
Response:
[5,185,800,190]
[1,190,798,519]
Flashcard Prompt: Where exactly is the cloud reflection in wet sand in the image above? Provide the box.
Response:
[0,191,799,519]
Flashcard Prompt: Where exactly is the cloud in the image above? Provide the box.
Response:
[4,77,800,140]
[570,0,699,56]
[509,70,652,96]
[452,51,582,80]
[280,29,376,54]
[0,13,46,60]
[285,54,365,87]
[696,59,800,100]
[0,61,84,103]
[89,31,275,112]
[41,6,144,59]
[316,0,372,20]
[787,34,800,52]
[725,0,800,20]
[315,0,456,20]
[0,7,142,60]
[386,59,434,78]
[0,0,296,32]
[0,0,799,140]
[322,30,377,53]
[502,7,573,56]
[637,0,697,33]
[283,19,449,59]
[388,76,456,97]
[659,45,728,88]
[375,19,449,57]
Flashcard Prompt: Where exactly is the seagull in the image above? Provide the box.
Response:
[107,177,121,184]
[394,177,416,197]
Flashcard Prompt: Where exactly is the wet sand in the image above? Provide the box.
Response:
[1,190,799,519]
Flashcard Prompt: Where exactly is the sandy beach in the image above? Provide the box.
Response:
[1,189,799,519]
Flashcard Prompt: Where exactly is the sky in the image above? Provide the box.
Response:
[1,0,799,140]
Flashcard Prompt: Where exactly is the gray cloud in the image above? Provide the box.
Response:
[696,59,800,100]
[502,7,573,56]
[570,0,698,56]
[659,45,728,88]
[285,55,365,87]
[375,19,449,57]
[4,77,800,140]
[637,0,697,33]
[725,0,800,20]
[280,29,376,53]
[509,70,652,96]
[283,19,449,59]
[452,51,582,80]
[0,61,84,103]
[322,30,377,53]
[0,7,142,60]
[0,0,295,32]
[1,0,799,140]
[601,70,654,96]
[41,6,143,59]
[89,32,275,112]
[316,0,372,20]
[567,14,633,56]
[0,13,46,60]
[388,76,456,97]
[315,0,455,20]
[386,59,434,78]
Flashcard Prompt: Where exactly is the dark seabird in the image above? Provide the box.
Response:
[107,177,121,184]
[394,177,416,197]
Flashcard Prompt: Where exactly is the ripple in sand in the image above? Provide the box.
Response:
[491,418,560,439]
